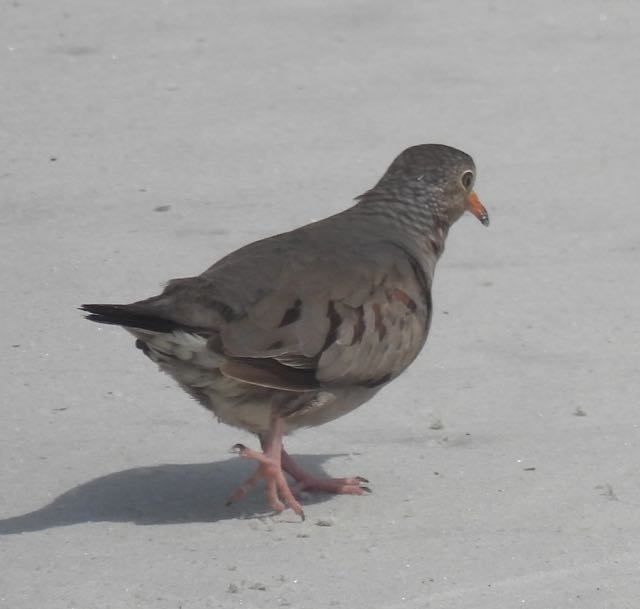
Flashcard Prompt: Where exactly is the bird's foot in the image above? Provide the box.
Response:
[281,449,370,495]
[293,474,370,495]
[227,443,305,520]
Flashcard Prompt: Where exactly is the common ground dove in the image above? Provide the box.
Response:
[82,144,489,519]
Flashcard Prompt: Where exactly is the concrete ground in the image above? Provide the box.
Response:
[2,1,639,607]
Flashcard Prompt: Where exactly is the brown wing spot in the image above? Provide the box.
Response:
[350,305,366,345]
[372,303,387,341]
[279,298,302,327]
[388,288,417,312]
[322,301,342,351]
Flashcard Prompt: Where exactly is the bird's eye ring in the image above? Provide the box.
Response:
[461,170,474,190]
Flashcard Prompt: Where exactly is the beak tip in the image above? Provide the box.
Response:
[467,191,489,227]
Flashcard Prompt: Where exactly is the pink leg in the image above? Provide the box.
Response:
[281,449,370,495]
[226,417,305,519]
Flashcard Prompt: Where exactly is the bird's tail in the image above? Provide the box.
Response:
[80,303,181,333]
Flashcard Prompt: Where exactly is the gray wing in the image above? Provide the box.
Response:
[217,245,432,391]
[116,212,434,392]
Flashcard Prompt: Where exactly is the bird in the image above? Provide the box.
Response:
[81,144,489,519]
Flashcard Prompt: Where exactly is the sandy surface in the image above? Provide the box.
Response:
[2,1,640,607]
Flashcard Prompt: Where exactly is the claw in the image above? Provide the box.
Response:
[227,431,367,517]
[228,428,306,518]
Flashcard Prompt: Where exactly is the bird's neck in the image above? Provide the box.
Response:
[351,185,450,263]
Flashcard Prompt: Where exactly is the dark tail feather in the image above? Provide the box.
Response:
[80,304,181,333]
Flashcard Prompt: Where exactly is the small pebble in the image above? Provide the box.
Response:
[315,517,336,527]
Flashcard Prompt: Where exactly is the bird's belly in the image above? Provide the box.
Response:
[163,358,379,435]
[286,385,381,429]
[204,385,379,435]
[166,364,282,434]
[198,382,340,435]
[140,333,382,434]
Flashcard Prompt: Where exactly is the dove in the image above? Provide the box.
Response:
[82,144,489,519]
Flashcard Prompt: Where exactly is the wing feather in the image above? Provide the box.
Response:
[219,250,431,390]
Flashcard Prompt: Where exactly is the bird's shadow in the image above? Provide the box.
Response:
[0,454,348,535]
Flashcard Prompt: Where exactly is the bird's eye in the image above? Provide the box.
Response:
[461,171,474,190]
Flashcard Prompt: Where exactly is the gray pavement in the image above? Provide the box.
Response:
[2,1,640,608]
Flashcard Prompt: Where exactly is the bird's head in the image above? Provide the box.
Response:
[375,144,490,228]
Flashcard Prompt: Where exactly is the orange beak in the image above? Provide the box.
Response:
[466,191,490,226]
